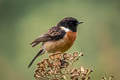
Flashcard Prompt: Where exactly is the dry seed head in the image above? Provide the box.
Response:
[54,53,62,60]
[79,52,84,56]
[34,51,94,80]
[49,54,56,60]
[73,52,79,57]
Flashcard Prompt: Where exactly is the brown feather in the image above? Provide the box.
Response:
[43,31,76,53]
[30,27,65,47]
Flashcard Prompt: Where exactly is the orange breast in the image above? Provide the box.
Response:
[44,31,76,53]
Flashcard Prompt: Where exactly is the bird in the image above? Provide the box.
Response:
[28,17,83,68]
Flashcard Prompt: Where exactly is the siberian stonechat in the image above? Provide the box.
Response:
[28,17,83,68]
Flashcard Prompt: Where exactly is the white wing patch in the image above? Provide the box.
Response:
[61,27,70,32]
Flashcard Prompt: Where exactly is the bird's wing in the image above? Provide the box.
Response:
[31,26,66,47]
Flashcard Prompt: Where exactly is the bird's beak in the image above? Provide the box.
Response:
[77,21,84,24]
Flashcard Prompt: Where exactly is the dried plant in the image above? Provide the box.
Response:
[34,52,93,80]
[34,51,114,80]
[101,76,114,80]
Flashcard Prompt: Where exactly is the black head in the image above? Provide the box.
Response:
[57,17,83,32]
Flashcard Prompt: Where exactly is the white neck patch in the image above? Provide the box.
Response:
[61,27,70,32]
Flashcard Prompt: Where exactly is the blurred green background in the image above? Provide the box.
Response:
[0,0,120,80]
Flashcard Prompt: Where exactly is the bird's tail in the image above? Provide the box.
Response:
[28,48,45,68]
